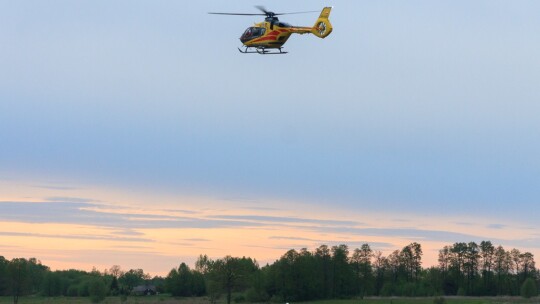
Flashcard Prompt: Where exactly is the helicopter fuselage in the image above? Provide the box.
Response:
[240,20,312,49]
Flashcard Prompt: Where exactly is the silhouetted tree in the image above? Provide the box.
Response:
[118,269,147,294]
[2,240,539,301]
[479,240,495,294]
[0,256,8,296]
[315,245,332,298]
[331,244,355,297]
[520,277,538,298]
[207,256,258,304]
[7,258,29,304]
[88,278,107,303]
[166,262,205,296]
[351,244,374,297]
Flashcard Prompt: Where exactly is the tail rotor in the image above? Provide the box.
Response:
[311,7,333,38]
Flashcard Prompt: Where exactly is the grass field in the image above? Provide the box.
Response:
[314,298,540,304]
[1,296,538,304]
[0,295,195,304]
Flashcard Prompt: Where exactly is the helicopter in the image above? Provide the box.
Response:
[209,6,333,54]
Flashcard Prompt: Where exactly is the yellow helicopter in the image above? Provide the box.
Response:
[209,6,333,54]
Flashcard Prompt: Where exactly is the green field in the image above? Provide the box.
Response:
[1,297,539,304]
[0,295,194,304]
[312,298,539,304]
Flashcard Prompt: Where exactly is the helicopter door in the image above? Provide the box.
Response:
[240,27,265,42]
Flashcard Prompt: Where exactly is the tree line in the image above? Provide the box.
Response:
[0,241,538,303]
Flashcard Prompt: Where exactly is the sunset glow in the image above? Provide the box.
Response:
[2,179,538,276]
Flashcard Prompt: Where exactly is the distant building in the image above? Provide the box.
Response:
[131,285,157,296]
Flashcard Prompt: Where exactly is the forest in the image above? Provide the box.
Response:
[0,241,538,303]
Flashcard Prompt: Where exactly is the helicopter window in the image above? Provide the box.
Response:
[251,27,265,37]
[242,27,265,40]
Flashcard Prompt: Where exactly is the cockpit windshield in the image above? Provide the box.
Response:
[240,27,266,42]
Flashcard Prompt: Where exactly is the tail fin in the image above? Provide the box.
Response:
[312,7,333,38]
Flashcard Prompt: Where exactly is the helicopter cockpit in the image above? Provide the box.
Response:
[240,27,266,43]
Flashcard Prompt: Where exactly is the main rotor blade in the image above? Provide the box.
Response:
[274,10,320,16]
[208,12,266,16]
[255,5,269,15]
[209,8,320,17]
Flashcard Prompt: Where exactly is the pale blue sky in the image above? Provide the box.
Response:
[1,1,540,271]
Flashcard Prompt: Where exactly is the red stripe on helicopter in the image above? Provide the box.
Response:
[252,36,278,43]
[251,32,280,43]
[249,29,291,43]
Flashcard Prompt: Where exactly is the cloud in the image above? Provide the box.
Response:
[31,185,80,191]
[1,201,108,224]
[504,238,540,249]
[0,231,153,243]
[241,206,282,211]
[183,238,210,242]
[0,245,22,250]
[109,229,145,237]
[46,196,98,203]
[487,224,506,229]
[0,201,266,230]
[454,221,475,226]
[268,236,394,250]
[391,218,412,223]
[161,208,200,215]
[269,236,318,242]
[211,215,360,227]
[314,226,540,250]
[320,227,484,243]
[108,245,153,250]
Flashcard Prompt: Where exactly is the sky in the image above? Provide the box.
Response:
[1,0,540,275]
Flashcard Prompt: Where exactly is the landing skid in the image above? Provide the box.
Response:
[238,46,288,55]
